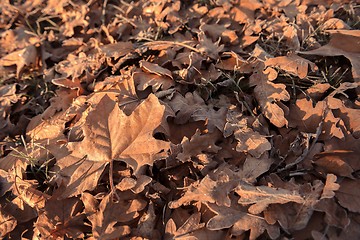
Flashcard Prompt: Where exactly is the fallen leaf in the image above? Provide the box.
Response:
[35,198,87,239]
[299,30,360,81]
[0,208,17,238]
[265,53,317,79]
[82,193,146,239]
[54,94,169,197]
[206,202,280,240]
[321,174,340,199]
[336,178,360,213]
[250,70,290,127]
[235,183,304,215]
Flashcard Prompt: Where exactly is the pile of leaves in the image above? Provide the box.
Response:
[0,0,360,239]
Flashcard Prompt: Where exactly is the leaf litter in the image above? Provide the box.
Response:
[0,0,359,239]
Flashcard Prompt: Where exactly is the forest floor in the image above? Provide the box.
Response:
[0,0,360,239]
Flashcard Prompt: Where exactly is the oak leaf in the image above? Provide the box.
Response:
[321,174,340,199]
[0,45,37,78]
[235,183,305,214]
[54,93,169,198]
[299,30,360,81]
[264,53,317,79]
[82,192,147,240]
[250,71,290,127]
[206,202,280,240]
[336,178,360,213]
[225,110,271,158]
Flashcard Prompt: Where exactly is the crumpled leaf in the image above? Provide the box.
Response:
[54,93,169,198]
[299,30,360,81]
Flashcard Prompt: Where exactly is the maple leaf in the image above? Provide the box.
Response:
[250,70,290,127]
[205,202,280,240]
[82,192,147,240]
[54,93,169,198]
[299,30,360,81]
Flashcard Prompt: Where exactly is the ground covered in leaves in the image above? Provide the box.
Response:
[0,0,360,239]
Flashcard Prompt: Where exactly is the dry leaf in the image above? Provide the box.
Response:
[206,202,280,240]
[0,208,17,238]
[265,53,317,79]
[299,30,360,81]
[336,178,360,213]
[0,45,37,78]
[235,183,304,215]
[321,174,340,199]
[250,70,290,127]
[54,93,169,197]
[35,198,87,239]
[82,192,146,239]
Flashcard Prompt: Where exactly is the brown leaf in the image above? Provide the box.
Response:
[265,53,317,79]
[314,198,350,229]
[82,193,147,239]
[206,203,280,240]
[0,207,17,238]
[165,213,205,240]
[321,174,340,199]
[199,22,239,45]
[235,183,304,215]
[299,30,360,81]
[225,111,271,158]
[54,94,169,197]
[336,178,360,213]
[100,42,134,60]
[35,198,87,239]
[250,71,290,127]
[169,166,240,208]
[0,45,37,78]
